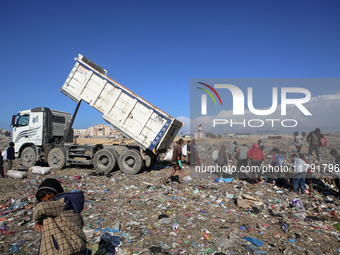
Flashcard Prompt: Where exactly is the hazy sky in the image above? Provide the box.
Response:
[1,0,339,134]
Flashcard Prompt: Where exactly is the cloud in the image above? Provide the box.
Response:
[176,116,190,133]
[190,93,340,135]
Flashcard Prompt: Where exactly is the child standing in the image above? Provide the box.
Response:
[290,154,308,195]
[270,148,286,186]
[34,178,89,255]
[301,154,314,193]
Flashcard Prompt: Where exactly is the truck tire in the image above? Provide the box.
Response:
[93,149,116,174]
[48,148,66,170]
[118,149,144,175]
[144,154,157,170]
[110,149,120,172]
[21,147,37,168]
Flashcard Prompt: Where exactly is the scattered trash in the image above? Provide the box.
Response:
[29,166,51,175]
[0,136,340,254]
[292,198,303,207]
[7,170,28,179]
[241,237,264,247]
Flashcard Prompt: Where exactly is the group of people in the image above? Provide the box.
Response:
[210,128,339,197]
[214,140,265,183]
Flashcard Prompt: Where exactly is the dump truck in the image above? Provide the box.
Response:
[11,54,184,174]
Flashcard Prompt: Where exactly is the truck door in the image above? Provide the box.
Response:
[12,114,30,155]
[28,112,43,146]
[12,112,43,155]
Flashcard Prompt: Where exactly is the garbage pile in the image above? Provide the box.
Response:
[0,163,339,254]
[0,135,340,254]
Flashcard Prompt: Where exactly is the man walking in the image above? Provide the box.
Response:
[164,139,184,185]
[307,128,323,162]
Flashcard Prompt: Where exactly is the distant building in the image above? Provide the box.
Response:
[88,124,111,137]
[73,129,88,137]
[194,132,206,139]
[233,133,250,138]
[0,129,11,136]
[74,124,114,137]
[257,130,280,139]
[222,132,234,138]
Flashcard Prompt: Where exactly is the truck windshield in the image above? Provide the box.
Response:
[17,115,29,127]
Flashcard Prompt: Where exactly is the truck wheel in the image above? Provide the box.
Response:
[118,149,144,175]
[110,149,120,172]
[48,148,66,170]
[144,154,157,169]
[93,149,116,174]
[21,147,37,168]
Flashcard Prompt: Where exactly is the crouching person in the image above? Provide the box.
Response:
[34,178,90,255]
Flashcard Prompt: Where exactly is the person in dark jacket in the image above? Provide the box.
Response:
[306,128,323,161]
[6,142,15,171]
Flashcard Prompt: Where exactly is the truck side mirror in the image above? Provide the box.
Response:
[11,115,17,127]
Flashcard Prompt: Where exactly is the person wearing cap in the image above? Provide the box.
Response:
[306,128,324,162]
[164,139,184,185]
[293,131,304,153]
[34,178,88,255]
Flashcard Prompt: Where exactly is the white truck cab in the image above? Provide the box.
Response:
[11,107,72,167]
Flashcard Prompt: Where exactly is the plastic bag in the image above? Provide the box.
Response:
[320,136,327,147]
[30,166,51,175]
[1,147,8,161]
[7,170,28,179]
[164,148,173,161]
[181,145,187,156]
[212,150,219,161]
